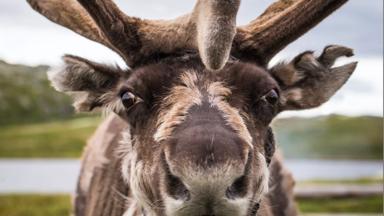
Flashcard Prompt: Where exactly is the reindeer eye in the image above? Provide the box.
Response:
[120,91,141,109]
[261,89,279,105]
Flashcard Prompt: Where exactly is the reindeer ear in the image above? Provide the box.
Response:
[48,55,125,112]
[270,45,358,110]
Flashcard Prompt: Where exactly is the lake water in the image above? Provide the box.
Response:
[0,159,382,193]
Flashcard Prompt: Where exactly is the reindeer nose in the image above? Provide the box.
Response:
[171,124,246,168]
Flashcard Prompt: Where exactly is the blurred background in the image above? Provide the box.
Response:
[0,0,382,215]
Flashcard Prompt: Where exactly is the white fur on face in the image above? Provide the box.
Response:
[120,131,160,216]
[154,71,253,147]
[207,82,253,148]
[164,163,250,216]
[254,153,270,201]
[163,154,269,216]
[154,71,202,142]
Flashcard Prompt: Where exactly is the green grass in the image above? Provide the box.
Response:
[0,60,75,126]
[0,194,71,216]
[273,115,383,160]
[0,116,101,158]
[297,196,383,213]
[0,195,382,215]
[298,178,383,186]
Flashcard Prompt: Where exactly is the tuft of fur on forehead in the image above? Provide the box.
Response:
[154,70,254,147]
[154,71,202,142]
[207,82,253,147]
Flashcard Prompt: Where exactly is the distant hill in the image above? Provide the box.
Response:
[0,60,74,125]
[273,115,383,160]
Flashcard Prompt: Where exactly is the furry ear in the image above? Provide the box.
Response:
[270,45,358,110]
[48,55,126,112]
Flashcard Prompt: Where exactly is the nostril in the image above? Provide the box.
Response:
[165,168,190,201]
[250,203,260,216]
[225,175,248,199]
[162,153,191,201]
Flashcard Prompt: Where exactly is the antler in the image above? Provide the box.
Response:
[27,0,240,70]
[233,0,349,65]
[26,0,118,53]
[27,0,349,69]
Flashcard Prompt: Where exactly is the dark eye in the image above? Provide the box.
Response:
[261,89,279,105]
[120,91,141,109]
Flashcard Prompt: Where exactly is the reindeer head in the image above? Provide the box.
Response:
[29,0,357,215]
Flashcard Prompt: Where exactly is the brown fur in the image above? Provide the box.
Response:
[75,114,128,216]
[267,151,298,216]
[154,71,202,142]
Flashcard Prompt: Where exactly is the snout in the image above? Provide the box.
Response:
[161,155,267,216]
[167,123,249,169]
[160,105,260,216]
[163,172,251,216]
[162,125,254,216]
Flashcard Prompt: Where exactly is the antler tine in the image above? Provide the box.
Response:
[77,0,241,70]
[233,0,349,66]
[193,0,241,70]
[28,0,241,70]
[27,0,350,70]
[75,0,144,66]
[26,0,124,58]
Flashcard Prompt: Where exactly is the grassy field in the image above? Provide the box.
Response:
[273,115,383,160]
[0,60,74,126]
[0,195,70,216]
[297,178,383,186]
[0,194,381,215]
[0,116,101,158]
[297,196,383,213]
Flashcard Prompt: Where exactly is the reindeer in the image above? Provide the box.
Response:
[27,0,357,215]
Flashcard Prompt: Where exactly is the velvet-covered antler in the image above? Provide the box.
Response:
[27,0,241,70]
[26,0,116,52]
[233,0,349,66]
[27,0,349,69]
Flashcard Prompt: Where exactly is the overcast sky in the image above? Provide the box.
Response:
[0,0,382,117]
